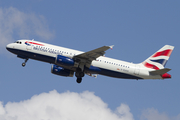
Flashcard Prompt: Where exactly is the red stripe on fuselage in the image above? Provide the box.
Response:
[143,62,159,70]
[26,41,44,46]
[152,49,172,57]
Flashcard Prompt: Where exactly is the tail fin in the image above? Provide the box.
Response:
[142,45,174,70]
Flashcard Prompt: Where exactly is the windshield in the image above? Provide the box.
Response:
[14,41,22,44]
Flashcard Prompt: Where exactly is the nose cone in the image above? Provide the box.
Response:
[6,43,14,52]
[6,44,11,51]
[162,73,171,79]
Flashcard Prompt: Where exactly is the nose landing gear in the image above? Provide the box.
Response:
[22,59,28,67]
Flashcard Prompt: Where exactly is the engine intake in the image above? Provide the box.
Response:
[51,65,74,77]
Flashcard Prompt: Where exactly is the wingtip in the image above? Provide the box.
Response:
[110,45,114,50]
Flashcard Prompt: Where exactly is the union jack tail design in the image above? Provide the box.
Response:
[142,45,174,70]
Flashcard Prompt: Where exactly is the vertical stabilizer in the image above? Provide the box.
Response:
[142,45,174,70]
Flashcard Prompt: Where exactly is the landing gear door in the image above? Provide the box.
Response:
[134,65,140,75]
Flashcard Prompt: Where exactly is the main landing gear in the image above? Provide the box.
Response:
[22,59,28,67]
[75,68,85,84]
[76,77,82,83]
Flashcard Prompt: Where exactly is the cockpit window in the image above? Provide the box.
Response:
[15,41,22,44]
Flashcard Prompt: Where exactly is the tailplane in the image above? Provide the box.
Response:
[149,68,171,75]
[142,45,174,70]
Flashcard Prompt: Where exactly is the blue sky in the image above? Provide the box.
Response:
[0,1,180,120]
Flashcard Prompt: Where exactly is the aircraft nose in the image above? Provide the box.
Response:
[6,43,14,51]
[6,44,10,50]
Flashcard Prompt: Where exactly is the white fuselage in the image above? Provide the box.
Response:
[6,40,166,80]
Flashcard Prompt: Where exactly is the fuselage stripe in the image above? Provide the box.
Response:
[25,41,44,46]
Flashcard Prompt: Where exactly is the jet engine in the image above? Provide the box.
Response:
[55,55,78,67]
[51,64,74,77]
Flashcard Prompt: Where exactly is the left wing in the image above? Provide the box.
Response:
[73,45,114,68]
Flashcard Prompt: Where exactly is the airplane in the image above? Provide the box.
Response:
[6,39,174,83]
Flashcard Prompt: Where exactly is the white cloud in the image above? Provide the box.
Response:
[0,90,134,120]
[116,104,134,120]
[0,90,179,120]
[0,7,54,53]
[140,108,180,120]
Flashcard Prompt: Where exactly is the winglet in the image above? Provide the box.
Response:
[109,45,114,50]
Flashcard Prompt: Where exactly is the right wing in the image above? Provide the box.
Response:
[73,45,114,68]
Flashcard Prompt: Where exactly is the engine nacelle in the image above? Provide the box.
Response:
[51,65,74,77]
[55,55,78,67]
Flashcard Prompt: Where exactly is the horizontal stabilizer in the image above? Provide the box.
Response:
[150,68,171,75]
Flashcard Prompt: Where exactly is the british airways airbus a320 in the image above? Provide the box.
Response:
[6,39,174,83]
